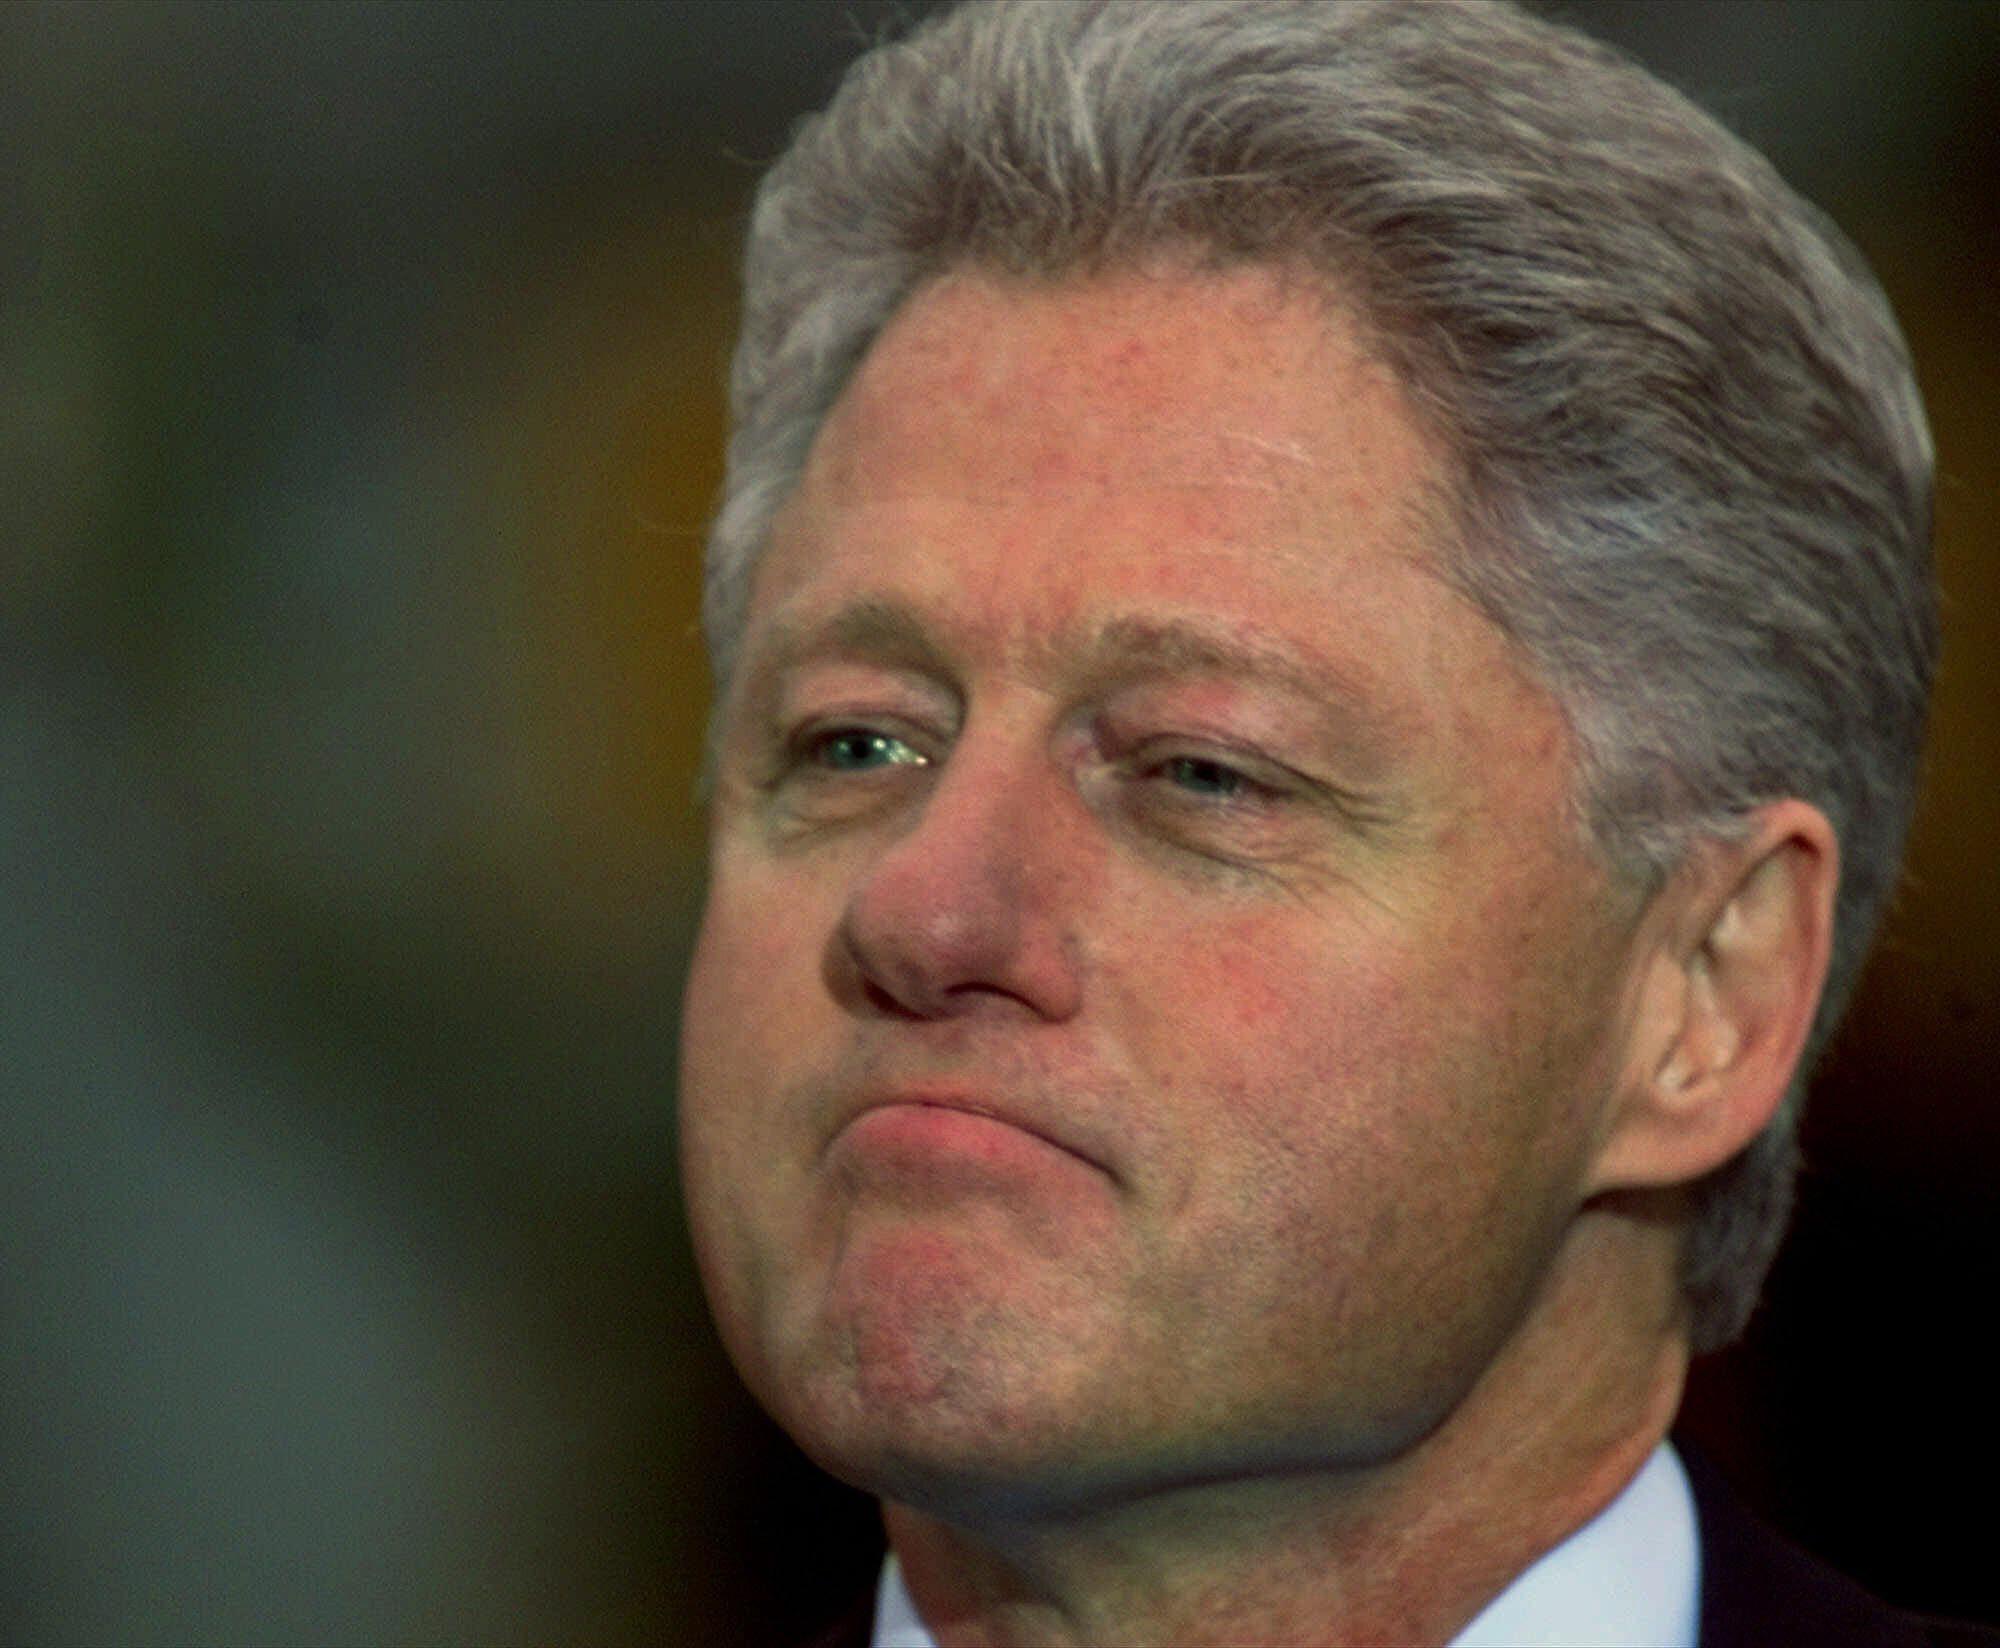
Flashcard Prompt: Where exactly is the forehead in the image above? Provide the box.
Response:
[805,262,1438,530]
[753,264,1462,670]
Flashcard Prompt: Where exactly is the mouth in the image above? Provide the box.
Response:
[830,1092,1113,1182]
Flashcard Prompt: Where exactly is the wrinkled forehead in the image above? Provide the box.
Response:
[810,258,1439,493]
[770,263,1465,634]
[703,256,1473,699]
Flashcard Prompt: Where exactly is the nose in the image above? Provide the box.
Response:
[830,738,1084,1023]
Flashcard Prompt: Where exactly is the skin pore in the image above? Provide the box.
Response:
[678,262,1834,1645]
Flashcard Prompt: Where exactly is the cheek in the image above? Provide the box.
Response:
[678,865,821,1216]
[1108,912,1517,1428]
[1117,910,1436,1272]
[679,872,835,1376]
[1142,911,1438,1127]
[1127,904,1532,1268]
[686,845,836,1041]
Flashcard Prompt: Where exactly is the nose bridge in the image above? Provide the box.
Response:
[835,714,1083,1020]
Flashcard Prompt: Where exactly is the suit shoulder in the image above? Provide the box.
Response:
[1682,1445,1997,1648]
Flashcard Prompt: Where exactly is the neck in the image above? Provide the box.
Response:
[883,1203,1689,1648]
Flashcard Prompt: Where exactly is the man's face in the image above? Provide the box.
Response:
[680,265,1649,1517]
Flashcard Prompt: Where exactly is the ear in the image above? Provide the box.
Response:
[1586,800,1839,1196]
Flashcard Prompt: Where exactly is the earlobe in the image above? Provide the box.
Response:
[1587,800,1839,1196]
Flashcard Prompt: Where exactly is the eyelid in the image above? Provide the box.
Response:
[1110,727,1397,838]
[770,655,959,733]
[1120,733,1295,793]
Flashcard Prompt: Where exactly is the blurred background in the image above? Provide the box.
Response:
[2,1,1994,1641]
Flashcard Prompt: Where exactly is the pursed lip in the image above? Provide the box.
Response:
[830,1088,1115,1180]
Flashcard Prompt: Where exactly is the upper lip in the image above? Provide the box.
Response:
[833,1086,1115,1178]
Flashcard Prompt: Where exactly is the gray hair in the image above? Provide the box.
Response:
[704,0,1936,1348]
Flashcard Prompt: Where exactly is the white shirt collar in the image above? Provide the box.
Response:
[869,1442,1698,1648]
[1451,1443,1699,1647]
[870,1551,936,1648]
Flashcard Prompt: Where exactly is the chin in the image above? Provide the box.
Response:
[748,1309,1119,1521]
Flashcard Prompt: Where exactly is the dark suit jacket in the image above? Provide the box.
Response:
[800,1454,1999,1646]
[1682,1449,1998,1648]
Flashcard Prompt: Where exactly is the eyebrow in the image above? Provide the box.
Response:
[728,598,959,743]
[1080,613,1419,787]
[744,588,1400,704]
[743,597,954,685]
[1080,613,1362,705]
[742,601,1357,700]
[735,596,1402,755]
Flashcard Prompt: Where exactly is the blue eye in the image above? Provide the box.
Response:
[1162,755,1253,800]
[814,728,928,772]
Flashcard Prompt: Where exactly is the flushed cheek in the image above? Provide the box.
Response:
[693,854,846,1040]
[679,870,835,1243]
[1122,912,1499,1265]
[718,835,841,948]
[680,926,836,1409]
[1131,912,1436,1115]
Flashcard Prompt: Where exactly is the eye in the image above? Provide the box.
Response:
[809,726,930,773]
[1160,754,1254,800]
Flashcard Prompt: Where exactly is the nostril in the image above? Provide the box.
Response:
[862,975,920,1018]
